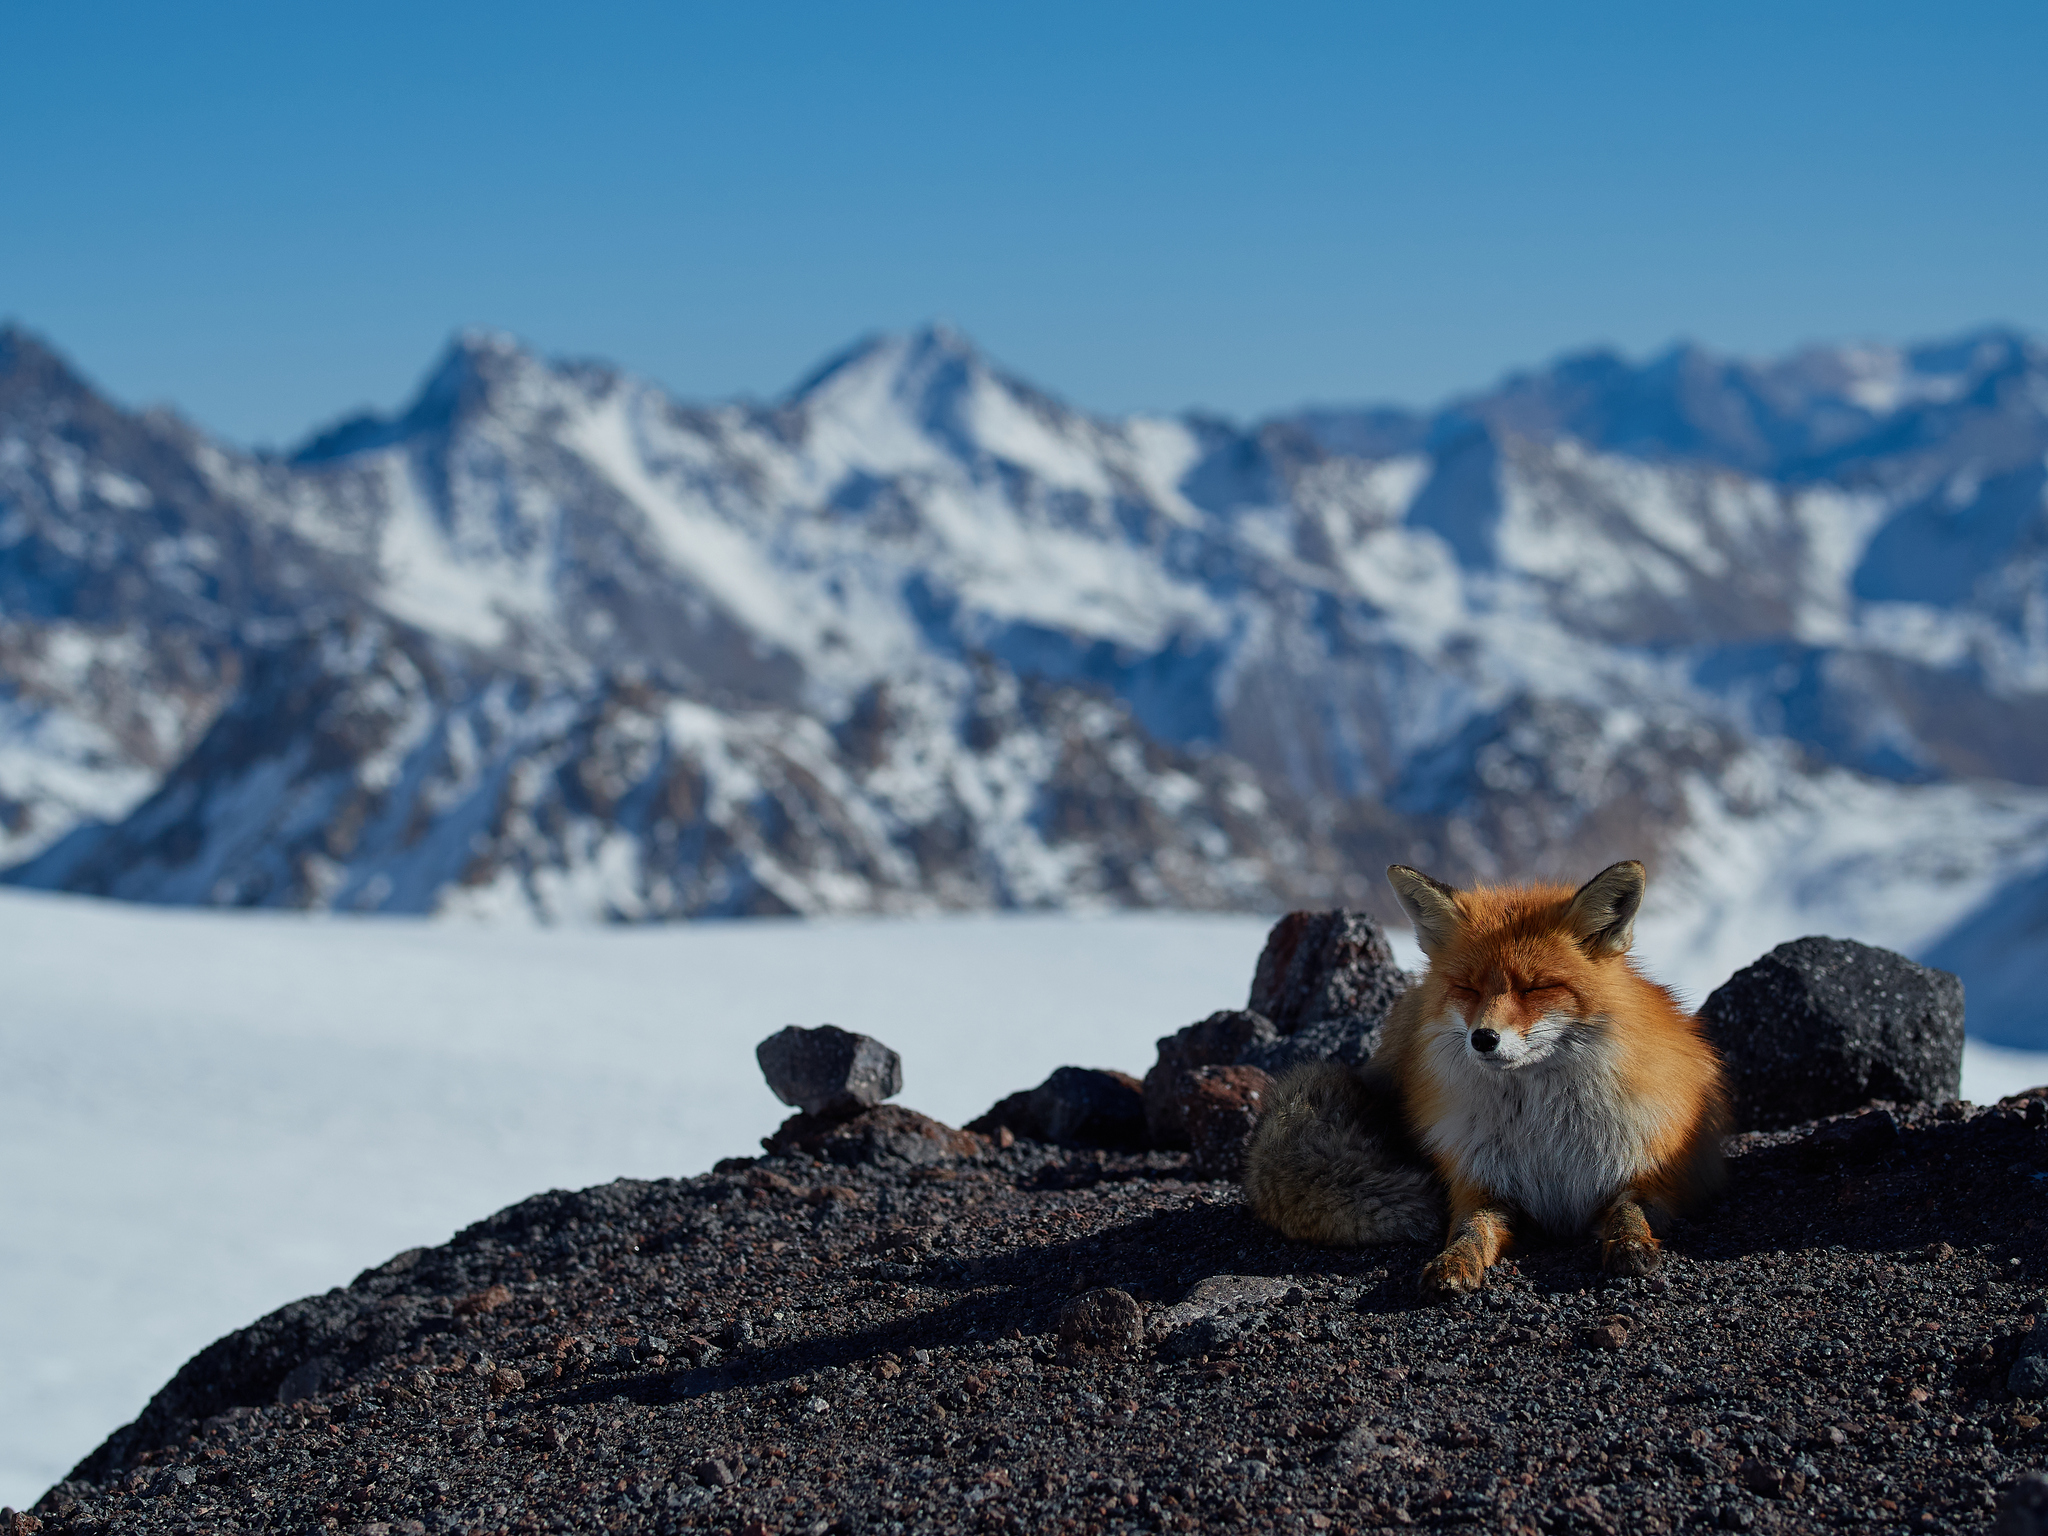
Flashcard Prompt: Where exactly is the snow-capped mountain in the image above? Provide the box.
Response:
[3,320,2046,1044]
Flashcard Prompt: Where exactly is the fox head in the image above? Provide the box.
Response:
[1385,860,1648,1070]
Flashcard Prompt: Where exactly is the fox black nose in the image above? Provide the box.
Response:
[1470,1028,1500,1054]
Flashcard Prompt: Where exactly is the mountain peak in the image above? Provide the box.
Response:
[0,323,96,406]
[292,329,551,463]
[785,322,994,406]
[413,327,547,412]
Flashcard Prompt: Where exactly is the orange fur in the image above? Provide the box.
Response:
[1381,862,1729,1297]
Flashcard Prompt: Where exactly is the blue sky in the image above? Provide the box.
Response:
[3,1,2043,446]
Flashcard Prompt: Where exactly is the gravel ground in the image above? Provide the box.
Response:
[17,1092,2048,1536]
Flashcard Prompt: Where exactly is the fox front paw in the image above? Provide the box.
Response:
[1419,1247,1486,1300]
[1602,1234,1662,1278]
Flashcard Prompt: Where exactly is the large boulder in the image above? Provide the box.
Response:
[756,1024,903,1119]
[1142,1009,1279,1147]
[1700,937,1965,1131]
[1236,909,1414,1075]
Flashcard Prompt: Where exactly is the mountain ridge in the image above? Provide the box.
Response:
[3,319,2047,1042]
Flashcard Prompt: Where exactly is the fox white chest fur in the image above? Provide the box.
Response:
[1412,1010,1668,1235]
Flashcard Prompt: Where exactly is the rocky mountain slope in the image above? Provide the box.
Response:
[3,323,2047,1040]
[21,1086,2048,1536]
[18,912,2048,1534]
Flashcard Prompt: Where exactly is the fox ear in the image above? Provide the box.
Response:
[1386,865,1463,958]
[1566,860,1646,956]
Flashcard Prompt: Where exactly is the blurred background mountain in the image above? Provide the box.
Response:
[8,6,2045,1053]
[3,318,2046,1043]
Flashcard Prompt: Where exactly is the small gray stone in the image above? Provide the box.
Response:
[1150,1274,1294,1344]
[1156,1313,1261,1362]
[1146,1277,1286,1359]
[1701,937,1964,1130]
[756,1025,902,1119]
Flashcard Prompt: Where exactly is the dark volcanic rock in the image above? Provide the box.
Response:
[760,1103,978,1167]
[965,1089,1036,1141]
[1803,1106,1902,1165]
[1180,1064,1274,1179]
[1141,1009,1278,1146]
[34,1091,2048,1536]
[1999,1471,2048,1536]
[1031,1068,1146,1148]
[962,911,1408,1158]
[1702,936,1965,1130]
[1056,1287,1144,1358]
[2013,1322,2048,1398]
[1248,908,1410,1033]
[968,1066,1147,1150]
[755,1024,903,1118]
[1238,908,1413,1074]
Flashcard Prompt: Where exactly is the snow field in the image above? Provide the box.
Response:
[2,890,2043,1508]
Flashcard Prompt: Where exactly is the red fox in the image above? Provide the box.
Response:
[1243,861,1729,1297]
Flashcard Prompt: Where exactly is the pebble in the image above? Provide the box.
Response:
[1584,1319,1630,1351]
[1057,1287,1145,1357]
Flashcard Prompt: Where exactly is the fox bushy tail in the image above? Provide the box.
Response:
[1243,1063,1443,1245]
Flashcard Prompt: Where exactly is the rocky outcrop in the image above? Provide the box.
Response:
[26,1089,2048,1536]
[1122,910,1415,1176]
